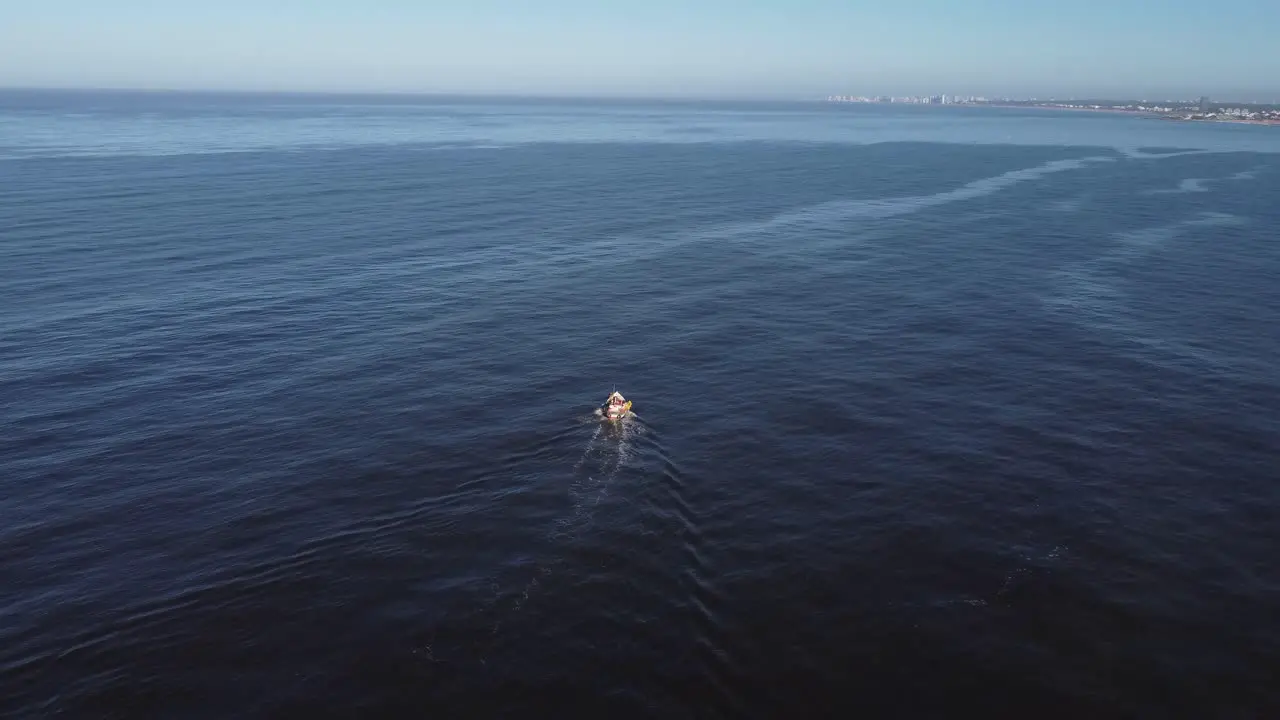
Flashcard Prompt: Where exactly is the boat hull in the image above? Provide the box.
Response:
[604,400,632,421]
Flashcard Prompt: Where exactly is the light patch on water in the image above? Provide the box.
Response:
[420,142,513,152]
[1118,147,1212,160]
[750,156,1115,233]
[558,155,1118,276]
[1145,178,1210,194]
[1047,197,1086,212]
[627,155,1118,262]
[1044,212,1249,372]
[1143,168,1263,195]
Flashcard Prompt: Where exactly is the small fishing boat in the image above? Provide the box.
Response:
[600,391,632,421]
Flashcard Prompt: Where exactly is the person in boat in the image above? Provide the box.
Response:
[603,392,626,414]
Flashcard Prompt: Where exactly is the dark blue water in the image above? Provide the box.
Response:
[3,90,1279,718]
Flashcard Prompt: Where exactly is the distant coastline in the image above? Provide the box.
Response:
[993,103,1280,126]
[986,103,1155,116]
[1156,114,1280,126]
[825,95,1280,127]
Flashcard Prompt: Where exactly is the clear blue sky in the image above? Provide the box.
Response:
[2,0,1277,100]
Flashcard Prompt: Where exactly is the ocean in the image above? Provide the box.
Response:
[2,90,1278,718]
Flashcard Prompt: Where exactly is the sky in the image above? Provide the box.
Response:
[2,0,1278,101]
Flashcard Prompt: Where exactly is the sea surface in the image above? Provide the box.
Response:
[2,90,1279,718]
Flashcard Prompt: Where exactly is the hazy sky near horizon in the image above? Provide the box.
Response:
[3,0,1277,100]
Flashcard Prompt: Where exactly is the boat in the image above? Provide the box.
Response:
[600,391,632,421]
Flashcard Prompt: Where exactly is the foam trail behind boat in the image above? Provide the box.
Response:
[482,414,639,653]
[554,415,636,541]
[571,422,604,474]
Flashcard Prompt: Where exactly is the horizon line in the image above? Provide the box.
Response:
[3,84,1275,106]
[0,84,820,104]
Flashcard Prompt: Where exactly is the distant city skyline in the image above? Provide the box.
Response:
[822,95,1280,122]
[2,1,1277,101]
[825,93,1280,105]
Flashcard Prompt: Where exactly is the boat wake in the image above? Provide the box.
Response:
[479,411,645,654]
[922,544,1070,610]
[554,413,640,541]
